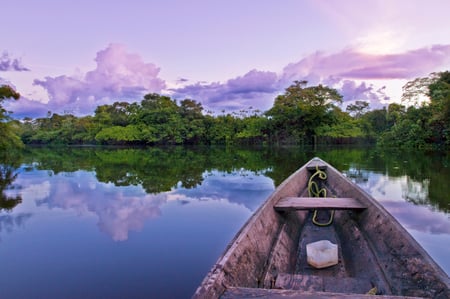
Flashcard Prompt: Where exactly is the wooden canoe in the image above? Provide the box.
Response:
[193,157,450,298]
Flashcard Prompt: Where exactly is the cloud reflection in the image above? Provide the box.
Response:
[13,169,273,241]
[12,171,166,241]
[351,171,450,235]
[382,201,450,235]
[0,213,32,238]
[95,193,165,241]
[173,170,274,211]
[41,173,167,241]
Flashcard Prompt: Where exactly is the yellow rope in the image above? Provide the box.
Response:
[308,165,334,226]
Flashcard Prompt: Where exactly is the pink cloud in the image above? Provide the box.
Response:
[172,69,278,111]
[172,44,450,112]
[339,45,450,79]
[4,96,50,119]
[277,44,450,107]
[32,44,165,115]
[282,45,450,82]
[338,80,389,109]
[0,52,30,72]
[9,43,450,117]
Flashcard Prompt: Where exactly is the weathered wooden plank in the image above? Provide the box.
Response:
[275,273,322,292]
[306,158,328,171]
[221,287,425,299]
[274,197,367,211]
[275,273,374,294]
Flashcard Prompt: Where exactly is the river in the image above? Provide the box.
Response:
[0,146,449,298]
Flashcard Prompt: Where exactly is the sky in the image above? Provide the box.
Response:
[1,0,450,118]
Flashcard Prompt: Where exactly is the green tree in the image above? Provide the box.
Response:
[401,73,437,106]
[72,116,97,143]
[360,108,388,136]
[266,80,343,144]
[0,85,23,149]
[428,71,450,145]
[94,102,131,127]
[346,101,369,118]
[386,103,405,127]
[380,71,450,148]
[95,125,143,144]
[316,107,365,140]
[179,99,203,119]
[236,115,269,144]
[179,99,206,144]
[205,114,242,145]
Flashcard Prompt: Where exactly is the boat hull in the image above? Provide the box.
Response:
[193,158,450,298]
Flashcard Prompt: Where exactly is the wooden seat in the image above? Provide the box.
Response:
[274,197,367,212]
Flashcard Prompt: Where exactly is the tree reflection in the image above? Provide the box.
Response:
[18,146,450,214]
[0,154,22,212]
[345,168,369,184]
[318,148,450,213]
[0,152,28,238]
[23,146,281,194]
[0,213,32,235]
[374,150,450,213]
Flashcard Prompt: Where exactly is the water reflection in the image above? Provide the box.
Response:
[0,213,32,235]
[0,146,448,298]
[3,147,449,219]
[8,147,450,234]
[10,170,165,241]
[382,201,450,234]
[8,164,274,242]
[0,164,22,212]
[176,169,274,211]
[318,148,450,213]
[345,172,450,235]
[0,153,29,237]
[22,147,279,193]
[403,177,430,205]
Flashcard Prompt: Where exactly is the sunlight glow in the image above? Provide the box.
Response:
[355,30,407,55]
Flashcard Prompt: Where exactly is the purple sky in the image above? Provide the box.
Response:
[1,0,450,118]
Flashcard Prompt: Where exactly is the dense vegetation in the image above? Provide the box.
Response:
[1,71,449,149]
[0,85,22,150]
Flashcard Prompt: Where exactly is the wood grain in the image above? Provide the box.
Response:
[274,197,367,211]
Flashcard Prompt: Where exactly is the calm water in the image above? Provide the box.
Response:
[0,146,449,298]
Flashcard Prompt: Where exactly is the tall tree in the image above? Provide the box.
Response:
[346,101,370,118]
[0,85,20,120]
[266,80,342,144]
[428,71,450,145]
[361,108,388,136]
[0,85,23,149]
[401,73,439,106]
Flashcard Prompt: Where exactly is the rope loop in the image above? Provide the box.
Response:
[308,165,334,226]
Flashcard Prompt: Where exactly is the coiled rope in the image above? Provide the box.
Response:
[308,165,334,226]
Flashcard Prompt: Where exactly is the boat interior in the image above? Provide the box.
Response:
[263,179,391,295]
[195,159,450,299]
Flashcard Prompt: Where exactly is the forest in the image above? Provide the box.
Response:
[1,71,449,150]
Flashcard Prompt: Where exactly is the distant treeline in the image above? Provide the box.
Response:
[1,71,449,149]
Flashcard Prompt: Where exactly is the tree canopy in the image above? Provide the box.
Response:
[5,73,450,149]
[0,85,23,150]
[379,71,450,148]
